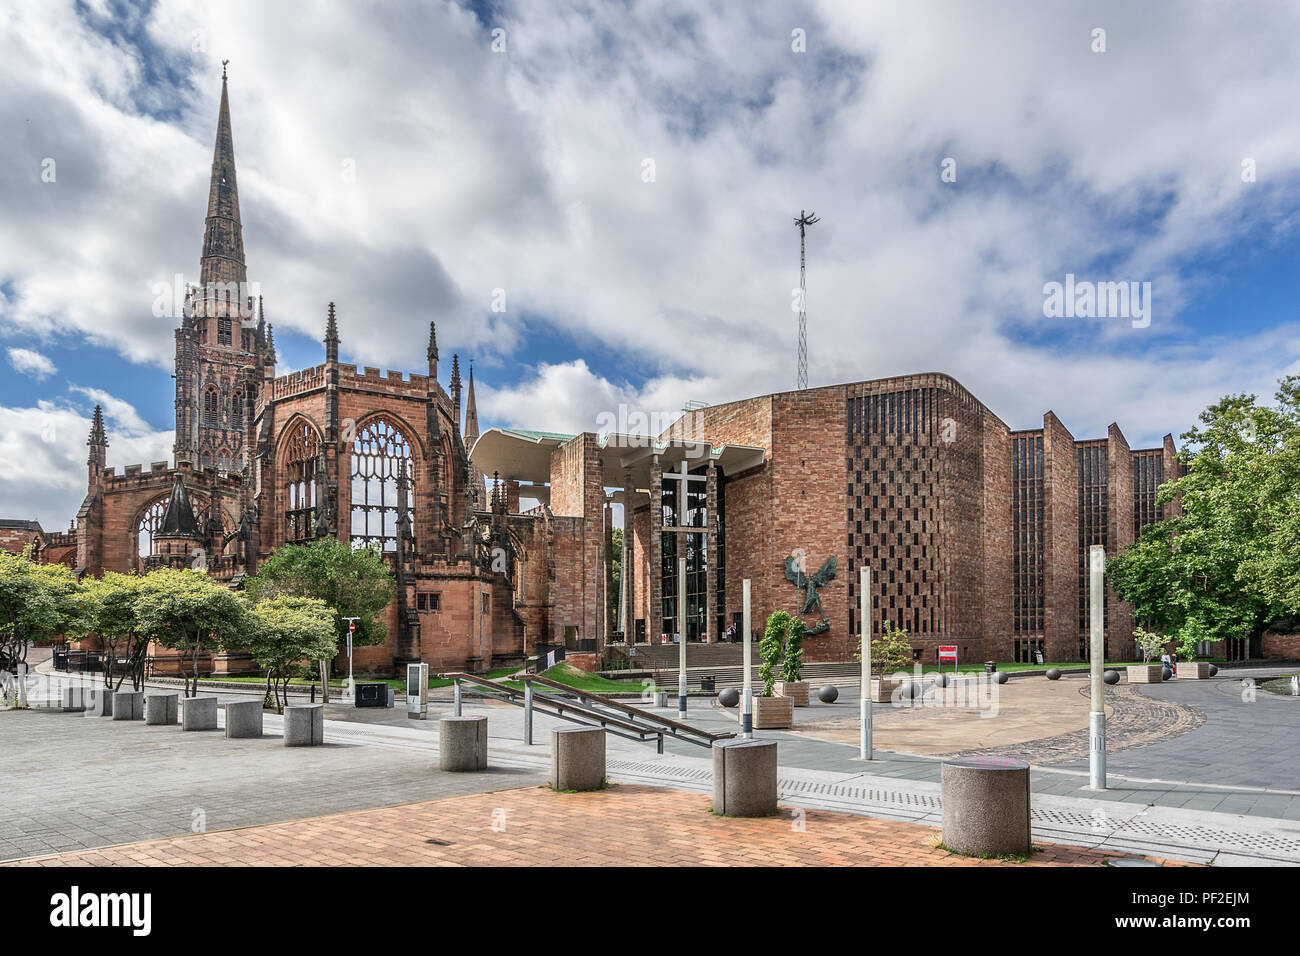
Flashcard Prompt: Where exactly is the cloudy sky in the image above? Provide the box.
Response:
[3,0,1300,528]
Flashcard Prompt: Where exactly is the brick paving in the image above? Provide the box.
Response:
[8,784,1180,868]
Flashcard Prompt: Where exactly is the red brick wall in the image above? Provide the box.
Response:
[981,412,1013,660]
[1107,424,1135,649]
[1043,413,1078,661]
[1262,633,1300,659]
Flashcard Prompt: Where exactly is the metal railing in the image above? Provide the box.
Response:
[438,672,735,754]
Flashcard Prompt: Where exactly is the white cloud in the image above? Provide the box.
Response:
[0,0,1299,498]
[6,347,57,380]
[0,392,173,529]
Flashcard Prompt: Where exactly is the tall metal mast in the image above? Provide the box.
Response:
[794,209,819,390]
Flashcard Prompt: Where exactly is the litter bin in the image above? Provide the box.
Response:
[983,661,996,675]
[701,675,716,693]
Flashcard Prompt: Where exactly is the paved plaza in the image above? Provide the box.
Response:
[3,666,1298,866]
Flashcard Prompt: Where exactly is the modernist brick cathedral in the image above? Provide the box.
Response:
[9,74,1182,673]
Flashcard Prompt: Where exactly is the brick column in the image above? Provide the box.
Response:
[705,463,718,643]
[649,457,663,642]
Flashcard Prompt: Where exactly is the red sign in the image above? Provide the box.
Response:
[938,645,958,661]
[348,621,356,633]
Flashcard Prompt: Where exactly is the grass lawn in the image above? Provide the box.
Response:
[501,663,650,694]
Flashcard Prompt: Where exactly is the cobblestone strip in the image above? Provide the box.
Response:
[943,686,1205,765]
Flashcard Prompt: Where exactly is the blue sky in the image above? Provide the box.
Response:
[3,0,1300,527]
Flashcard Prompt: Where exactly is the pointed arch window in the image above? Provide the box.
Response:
[231,390,243,430]
[350,417,413,552]
[203,386,219,426]
[284,422,321,543]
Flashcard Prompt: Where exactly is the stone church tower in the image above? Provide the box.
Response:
[172,64,272,474]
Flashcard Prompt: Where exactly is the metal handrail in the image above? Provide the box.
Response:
[518,674,735,750]
[437,672,672,752]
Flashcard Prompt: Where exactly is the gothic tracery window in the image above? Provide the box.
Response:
[350,417,413,552]
[231,390,243,430]
[203,386,219,426]
[284,422,321,543]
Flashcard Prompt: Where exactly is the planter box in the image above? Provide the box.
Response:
[746,694,793,729]
[870,678,902,703]
[1180,662,1212,679]
[774,681,810,707]
[1127,664,1164,683]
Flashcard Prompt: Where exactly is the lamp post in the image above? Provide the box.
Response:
[1088,545,1107,789]
[342,617,360,705]
[678,554,688,720]
[859,566,872,760]
[742,579,753,738]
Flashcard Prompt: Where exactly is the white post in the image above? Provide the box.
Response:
[1088,545,1107,789]
[342,617,361,705]
[678,554,688,719]
[860,566,872,760]
[742,579,753,738]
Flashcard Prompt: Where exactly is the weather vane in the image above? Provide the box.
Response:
[222,59,229,80]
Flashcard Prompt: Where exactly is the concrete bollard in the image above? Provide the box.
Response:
[439,715,488,771]
[145,692,179,725]
[83,687,113,718]
[283,704,325,746]
[112,690,145,720]
[712,738,779,817]
[181,694,218,731]
[60,686,89,712]
[550,726,606,791]
[224,699,264,738]
[941,756,1032,857]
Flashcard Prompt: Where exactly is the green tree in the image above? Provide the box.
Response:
[779,616,806,684]
[854,620,915,676]
[0,549,83,707]
[248,596,337,713]
[80,572,149,691]
[1109,377,1300,651]
[246,540,393,658]
[759,611,790,696]
[134,567,249,697]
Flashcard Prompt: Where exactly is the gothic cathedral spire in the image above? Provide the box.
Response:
[200,66,246,289]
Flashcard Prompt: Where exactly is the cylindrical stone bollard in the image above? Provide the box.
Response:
[284,703,325,746]
[550,726,606,791]
[145,692,179,725]
[439,715,488,771]
[181,694,219,731]
[941,756,1031,857]
[60,686,89,712]
[712,738,778,817]
[84,687,113,718]
[224,699,264,738]
[111,690,145,720]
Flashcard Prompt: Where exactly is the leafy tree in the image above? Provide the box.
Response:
[0,549,83,707]
[1109,377,1300,651]
[779,616,806,684]
[854,620,915,676]
[1132,627,1168,664]
[134,567,249,697]
[80,572,149,691]
[248,596,337,713]
[245,540,393,658]
[759,611,789,697]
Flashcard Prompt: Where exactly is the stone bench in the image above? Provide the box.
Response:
[439,715,488,771]
[284,704,324,746]
[941,756,1031,857]
[550,726,605,792]
[712,738,778,817]
[112,690,144,720]
[225,699,264,738]
[181,695,218,731]
[145,692,179,725]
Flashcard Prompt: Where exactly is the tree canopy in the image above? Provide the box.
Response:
[1108,375,1300,650]
[245,539,393,655]
[133,567,250,696]
[248,595,337,712]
